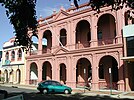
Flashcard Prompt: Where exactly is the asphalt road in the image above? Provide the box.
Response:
[0,85,37,93]
[0,86,132,100]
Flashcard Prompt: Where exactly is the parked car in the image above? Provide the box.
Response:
[37,80,72,94]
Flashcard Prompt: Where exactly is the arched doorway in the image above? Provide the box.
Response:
[76,58,92,88]
[16,69,21,84]
[99,55,118,90]
[4,70,8,83]
[30,62,38,85]
[60,63,66,84]
[42,61,52,80]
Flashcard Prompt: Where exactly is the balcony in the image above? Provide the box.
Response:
[75,41,91,49]
[30,50,38,55]
[42,48,51,53]
[30,48,51,55]
[98,38,118,46]
[30,37,120,55]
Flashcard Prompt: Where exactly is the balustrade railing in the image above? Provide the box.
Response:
[42,48,51,53]
[75,41,91,49]
[98,38,117,46]
[30,38,119,55]
[30,50,38,55]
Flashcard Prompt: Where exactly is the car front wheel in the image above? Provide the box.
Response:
[64,89,70,94]
[43,89,48,94]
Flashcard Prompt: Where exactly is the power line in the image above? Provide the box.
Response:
[44,20,69,51]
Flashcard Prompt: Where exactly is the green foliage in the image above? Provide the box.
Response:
[71,0,134,11]
[90,0,127,12]
[69,0,80,9]
[0,0,37,51]
[71,0,134,20]
[0,76,5,82]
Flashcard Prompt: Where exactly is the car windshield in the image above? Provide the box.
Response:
[43,81,52,85]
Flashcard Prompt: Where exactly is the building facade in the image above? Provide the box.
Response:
[122,24,134,91]
[0,37,26,84]
[26,3,134,91]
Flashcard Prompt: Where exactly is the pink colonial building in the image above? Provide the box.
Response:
[25,3,134,91]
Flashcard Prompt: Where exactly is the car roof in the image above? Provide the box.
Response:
[44,80,59,83]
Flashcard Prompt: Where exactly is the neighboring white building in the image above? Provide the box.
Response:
[0,50,2,67]
[0,50,2,80]
[0,37,26,84]
[122,24,134,60]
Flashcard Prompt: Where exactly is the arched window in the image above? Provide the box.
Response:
[97,14,116,45]
[60,29,67,46]
[11,50,15,61]
[5,52,9,60]
[18,49,22,60]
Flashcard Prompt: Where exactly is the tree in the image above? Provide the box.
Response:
[0,0,37,51]
[70,0,134,10]
[89,0,134,12]
[69,0,80,9]
[71,0,134,24]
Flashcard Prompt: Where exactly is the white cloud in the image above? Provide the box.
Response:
[37,7,59,18]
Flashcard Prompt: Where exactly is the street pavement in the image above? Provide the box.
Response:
[0,83,134,99]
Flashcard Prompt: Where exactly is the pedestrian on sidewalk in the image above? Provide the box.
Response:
[87,76,92,90]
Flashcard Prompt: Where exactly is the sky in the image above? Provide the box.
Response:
[0,0,88,50]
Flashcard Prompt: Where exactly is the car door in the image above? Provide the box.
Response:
[52,81,64,93]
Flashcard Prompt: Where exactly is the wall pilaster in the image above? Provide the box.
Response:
[91,54,99,90]
[91,16,98,47]
[38,29,43,55]
[118,50,125,91]
[116,10,123,44]
[51,25,59,53]
[37,60,42,83]
[25,61,30,84]
[70,20,76,50]
[66,56,76,88]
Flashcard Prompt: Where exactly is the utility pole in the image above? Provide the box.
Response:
[109,68,112,95]
[84,68,86,93]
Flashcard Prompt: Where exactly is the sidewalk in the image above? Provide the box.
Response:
[1,83,134,99]
[72,88,134,99]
